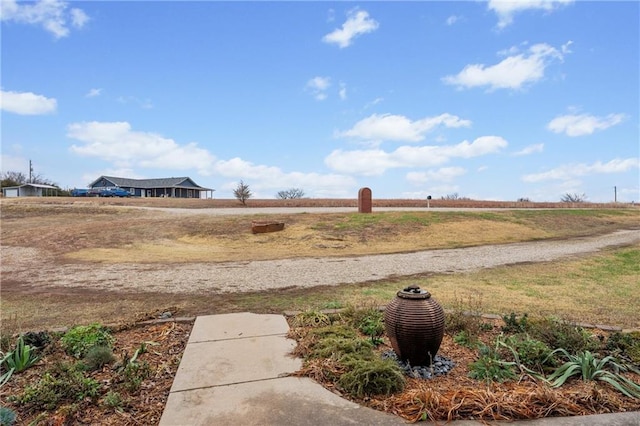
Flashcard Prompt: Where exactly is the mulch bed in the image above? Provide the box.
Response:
[2,318,639,424]
[0,321,192,425]
[289,321,640,423]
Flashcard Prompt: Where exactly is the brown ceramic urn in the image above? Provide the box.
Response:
[384,284,445,366]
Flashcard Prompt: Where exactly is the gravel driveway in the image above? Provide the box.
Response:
[2,229,638,294]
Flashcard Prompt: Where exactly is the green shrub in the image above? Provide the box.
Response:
[338,358,405,397]
[61,323,115,358]
[528,317,599,353]
[84,345,115,371]
[501,313,529,333]
[15,362,100,411]
[606,331,640,365]
[468,345,517,383]
[500,334,554,370]
[350,308,384,345]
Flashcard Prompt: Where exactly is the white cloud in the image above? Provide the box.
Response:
[337,113,472,142]
[67,121,356,198]
[67,121,216,173]
[546,113,626,137]
[213,157,356,198]
[406,167,466,184]
[0,0,89,38]
[85,88,102,98]
[0,89,57,115]
[522,158,639,182]
[364,97,383,109]
[446,15,461,26]
[325,136,507,175]
[442,43,565,91]
[306,76,331,101]
[322,9,379,48]
[339,82,347,100]
[488,0,574,29]
[513,143,544,156]
[117,95,153,109]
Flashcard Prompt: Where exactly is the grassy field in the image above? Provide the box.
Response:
[1,199,639,331]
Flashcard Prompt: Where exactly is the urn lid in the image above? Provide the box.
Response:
[397,284,432,300]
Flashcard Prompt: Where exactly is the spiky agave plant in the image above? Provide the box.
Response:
[546,349,640,399]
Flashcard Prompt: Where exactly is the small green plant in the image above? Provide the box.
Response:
[338,358,405,397]
[61,323,115,358]
[83,345,115,371]
[0,335,41,385]
[545,349,640,398]
[0,406,17,426]
[351,308,384,346]
[102,391,124,411]
[468,344,517,383]
[501,312,529,333]
[14,361,100,411]
[499,334,554,370]
[121,361,151,392]
[453,330,478,348]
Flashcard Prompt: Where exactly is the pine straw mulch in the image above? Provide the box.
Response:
[289,325,640,424]
[0,320,193,425]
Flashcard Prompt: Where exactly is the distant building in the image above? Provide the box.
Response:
[2,183,58,197]
[88,176,214,198]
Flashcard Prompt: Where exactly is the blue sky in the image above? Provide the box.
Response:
[1,0,638,201]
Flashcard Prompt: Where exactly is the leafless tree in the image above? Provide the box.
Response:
[560,193,587,203]
[276,188,305,199]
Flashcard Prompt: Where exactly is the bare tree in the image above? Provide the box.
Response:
[233,180,252,205]
[1,171,28,188]
[276,188,305,199]
[560,193,587,203]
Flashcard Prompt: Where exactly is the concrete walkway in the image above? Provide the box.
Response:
[160,313,640,426]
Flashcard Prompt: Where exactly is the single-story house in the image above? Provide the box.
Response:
[88,176,214,198]
[2,183,58,197]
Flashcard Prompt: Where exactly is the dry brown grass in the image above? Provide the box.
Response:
[1,198,639,331]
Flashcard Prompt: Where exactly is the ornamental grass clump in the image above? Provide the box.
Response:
[338,358,405,397]
[545,349,640,399]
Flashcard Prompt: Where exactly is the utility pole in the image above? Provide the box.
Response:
[614,186,617,203]
[29,159,33,183]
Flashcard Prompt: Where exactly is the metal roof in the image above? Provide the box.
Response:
[2,183,58,190]
[89,176,213,191]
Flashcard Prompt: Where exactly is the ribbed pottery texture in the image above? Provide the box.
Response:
[384,286,445,366]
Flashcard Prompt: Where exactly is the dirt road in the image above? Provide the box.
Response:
[2,229,638,295]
